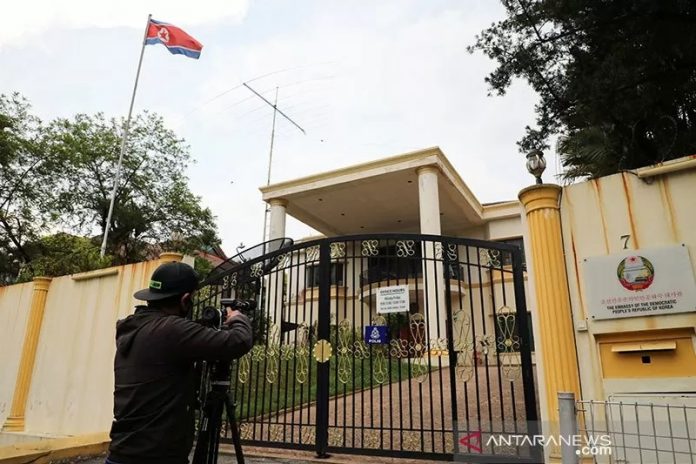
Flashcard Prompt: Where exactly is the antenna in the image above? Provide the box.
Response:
[243,83,306,242]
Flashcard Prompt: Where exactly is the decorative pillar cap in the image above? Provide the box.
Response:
[415,165,440,176]
[518,184,562,213]
[159,252,184,262]
[32,276,53,291]
[268,198,288,207]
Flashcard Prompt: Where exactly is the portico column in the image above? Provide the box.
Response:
[416,166,445,355]
[267,198,288,338]
[268,198,288,240]
[417,166,441,235]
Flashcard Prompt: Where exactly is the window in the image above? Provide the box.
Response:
[305,263,345,288]
[495,312,534,352]
[496,237,526,269]
[363,244,423,285]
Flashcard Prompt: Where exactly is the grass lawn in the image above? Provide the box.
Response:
[230,351,434,421]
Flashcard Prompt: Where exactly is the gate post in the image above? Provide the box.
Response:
[315,240,331,458]
[519,185,581,458]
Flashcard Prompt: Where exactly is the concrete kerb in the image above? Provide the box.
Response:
[224,445,442,464]
[0,435,441,464]
[0,432,109,464]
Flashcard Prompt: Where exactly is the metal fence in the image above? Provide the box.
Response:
[559,392,696,463]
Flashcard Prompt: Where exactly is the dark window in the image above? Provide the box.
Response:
[363,244,423,285]
[495,312,534,352]
[497,237,526,269]
[305,263,344,287]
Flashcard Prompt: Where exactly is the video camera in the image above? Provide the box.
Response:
[197,298,257,330]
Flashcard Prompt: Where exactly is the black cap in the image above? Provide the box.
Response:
[133,261,199,301]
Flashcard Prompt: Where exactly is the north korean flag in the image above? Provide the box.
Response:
[145,19,203,59]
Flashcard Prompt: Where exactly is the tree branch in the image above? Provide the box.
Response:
[516,0,568,107]
[0,157,43,211]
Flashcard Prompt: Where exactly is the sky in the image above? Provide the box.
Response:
[0,0,556,255]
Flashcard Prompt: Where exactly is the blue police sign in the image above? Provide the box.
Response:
[364,325,389,344]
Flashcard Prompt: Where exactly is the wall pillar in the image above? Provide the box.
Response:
[3,277,53,432]
[519,185,581,442]
[268,198,288,240]
[416,166,446,352]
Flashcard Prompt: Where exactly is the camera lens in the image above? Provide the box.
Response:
[201,306,220,325]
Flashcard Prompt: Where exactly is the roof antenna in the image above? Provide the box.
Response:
[243,84,306,242]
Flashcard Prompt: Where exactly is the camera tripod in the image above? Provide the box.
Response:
[192,360,245,464]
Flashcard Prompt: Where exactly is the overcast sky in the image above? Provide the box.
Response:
[0,0,556,254]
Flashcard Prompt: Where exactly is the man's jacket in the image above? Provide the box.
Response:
[107,307,253,464]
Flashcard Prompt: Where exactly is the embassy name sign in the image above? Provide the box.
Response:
[583,245,696,320]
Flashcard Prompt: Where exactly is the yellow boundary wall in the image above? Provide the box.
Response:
[0,432,109,464]
[0,253,192,438]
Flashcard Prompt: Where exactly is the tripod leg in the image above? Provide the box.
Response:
[193,393,223,464]
[224,393,245,464]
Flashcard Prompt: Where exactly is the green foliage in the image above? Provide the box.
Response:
[0,93,61,283]
[0,93,221,284]
[470,1,696,180]
[44,111,219,263]
[193,256,215,279]
[17,233,112,281]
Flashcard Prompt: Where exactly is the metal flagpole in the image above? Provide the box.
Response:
[100,13,152,257]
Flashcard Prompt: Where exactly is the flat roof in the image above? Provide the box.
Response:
[261,147,511,235]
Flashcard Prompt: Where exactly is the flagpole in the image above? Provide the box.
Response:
[100,13,152,257]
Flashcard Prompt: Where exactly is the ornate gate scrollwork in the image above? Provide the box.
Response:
[395,240,415,257]
[410,313,429,381]
[337,319,353,384]
[479,248,501,267]
[496,308,522,380]
[452,308,474,381]
[295,323,310,384]
[361,239,379,256]
[371,315,389,384]
[265,322,280,384]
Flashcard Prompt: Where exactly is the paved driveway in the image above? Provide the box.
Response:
[73,456,307,464]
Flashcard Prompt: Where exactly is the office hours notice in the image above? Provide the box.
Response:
[376,285,409,314]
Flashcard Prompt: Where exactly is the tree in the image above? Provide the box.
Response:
[0,93,65,283]
[17,233,112,282]
[43,111,220,264]
[0,94,221,283]
[470,0,696,180]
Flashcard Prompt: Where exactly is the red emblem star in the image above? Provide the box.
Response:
[157,27,170,43]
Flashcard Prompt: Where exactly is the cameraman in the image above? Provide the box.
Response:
[106,261,252,464]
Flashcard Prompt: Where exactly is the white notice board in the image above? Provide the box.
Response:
[376,285,410,314]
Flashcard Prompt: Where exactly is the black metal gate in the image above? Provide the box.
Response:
[194,234,540,462]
